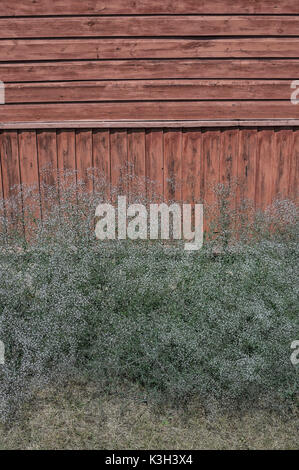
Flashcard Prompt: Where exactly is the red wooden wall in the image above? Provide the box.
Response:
[0,0,299,122]
[0,127,298,209]
[0,1,298,208]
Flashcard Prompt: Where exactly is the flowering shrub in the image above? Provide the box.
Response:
[0,171,298,421]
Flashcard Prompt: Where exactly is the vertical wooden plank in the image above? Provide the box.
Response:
[0,133,4,225]
[220,128,239,185]
[145,129,164,202]
[75,130,93,193]
[0,136,3,200]
[36,130,58,213]
[110,129,128,197]
[93,129,111,199]
[256,128,274,209]
[238,128,257,205]
[0,131,20,199]
[181,129,202,203]
[272,129,293,200]
[0,131,21,229]
[57,129,76,174]
[127,129,146,201]
[57,129,76,209]
[163,129,182,202]
[202,129,220,207]
[37,130,58,187]
[201,129,220,234]
[93,129,110,183]
[18,130,41,225]
[18,131,39,188]
[219,128,239,212]
[289,128,299,201]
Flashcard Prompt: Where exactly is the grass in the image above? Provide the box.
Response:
[0,382,298,450]
[0,172,298,448]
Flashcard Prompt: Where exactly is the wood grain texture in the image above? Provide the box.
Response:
[202,129,220,207]
[0,145,3,201]
[2,38,299,61]
[56,129,77,205]
[57,129,76,174]
[110,130,128,194]
[0,3,298,207]
[1,102,298,123]
[37,131,57,187]
[1,127,297,212]
[238,129,257,204]
[0,130,23,230]
[255,129,274,208]
[220,128,239,212]
[18,131,39,189]
[75,130,93,192]
[145,129,164,201]
[163,130,182,202]
[2,16,299,38]
[127,129,146,198]
[291,130,299,200]
[2,60,298,83]
[273,129,293,200]
[1,0,298,16]
[181,130,202,203]
[0,131,20,199]
[18,130,41,225]
[4,80,295,103]
[36,130,58,215]
[2,120,299,129]
[93,129,111,193]
[220,128,239,187]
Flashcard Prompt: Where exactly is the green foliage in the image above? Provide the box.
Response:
[0,173,298,421]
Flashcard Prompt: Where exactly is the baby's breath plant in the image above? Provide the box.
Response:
[0,169,298,421]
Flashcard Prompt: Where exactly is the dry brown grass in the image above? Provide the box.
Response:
[0,382,298,450]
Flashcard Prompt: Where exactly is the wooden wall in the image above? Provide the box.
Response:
[0,1,298,209]
[0,0,299,122]
[0,127,298,208]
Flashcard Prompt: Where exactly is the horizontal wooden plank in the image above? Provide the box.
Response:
[2,120,299,130]
[1,102,298,122]
[4,80,294,103]
[2,38,299,61]
[1,0,298,16]
[1,16,299,38]
[1,60,299,82]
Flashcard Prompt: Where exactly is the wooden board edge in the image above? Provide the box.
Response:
[1,120,299,129]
